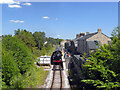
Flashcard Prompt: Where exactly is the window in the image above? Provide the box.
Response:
[108,41,110,44]
[94,40,99,45]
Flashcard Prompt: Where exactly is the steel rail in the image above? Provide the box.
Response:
[50,65,63,90]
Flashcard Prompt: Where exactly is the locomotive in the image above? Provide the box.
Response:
[51,46,63,69]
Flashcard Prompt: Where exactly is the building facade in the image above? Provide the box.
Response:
[77,29,111,56]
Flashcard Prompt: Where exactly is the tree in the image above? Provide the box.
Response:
[81,27,120,89]
[33,32,45,50]
[111,26,120,39]
[109,26,120,73]
[46,37,57,45]
[14,29,36,49]
[1,30,64,88]
[46,37,64,45]
[2,36,34,74]
[2,47,20,86]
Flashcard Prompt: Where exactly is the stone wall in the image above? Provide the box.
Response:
[86,33,111,45]
[77,39,89,55]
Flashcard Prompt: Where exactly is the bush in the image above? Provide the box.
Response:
[2,47,20,87]
[2,36,34,88]
[2,36,34,74]
[81,27,120,89]
[9,66,48,88]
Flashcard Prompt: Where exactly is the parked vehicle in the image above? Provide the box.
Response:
[38,56,51,65]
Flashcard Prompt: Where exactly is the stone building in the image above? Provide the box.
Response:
[76,29,111,56]
[74,32,85,48]
[60,40,67,48]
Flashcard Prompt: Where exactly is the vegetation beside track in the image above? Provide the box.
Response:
[1,29,63,89]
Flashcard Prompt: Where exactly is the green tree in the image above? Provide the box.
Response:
[15,29,36,49]
[1,29,64,88]
[46,37,64,45]
[2,36,33,74]
[2,47,20,87]
[109,27,120,74]
[33,32,45,50]
[81,27,120,89]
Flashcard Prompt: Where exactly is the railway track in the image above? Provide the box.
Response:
[50,65,63,90]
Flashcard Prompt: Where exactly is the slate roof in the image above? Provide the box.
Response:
[72,38,79,42]
[77,32,97,41]
[76,32,111,41]
[87,41,98,50]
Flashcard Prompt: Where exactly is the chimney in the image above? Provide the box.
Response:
[76,34,80,38]
[98,28,101,33]
[80,32,85,37]
[86,32,89,35]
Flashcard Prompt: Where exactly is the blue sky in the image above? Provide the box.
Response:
[2,2,118,39]
[14,0,120,2]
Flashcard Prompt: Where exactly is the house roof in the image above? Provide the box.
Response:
[77,32,97,40]
[87,41,98,50]
[72,38,79,42]
[76,32,111,41]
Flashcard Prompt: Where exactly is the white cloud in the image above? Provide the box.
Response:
[14,2,20,4]
[8,4,22,8]
[0,0,14,4]
[10,20,24,23]
[57,35,60,37]
[22,3,31,6]
[0,0,21,8]
[43,16,49,19]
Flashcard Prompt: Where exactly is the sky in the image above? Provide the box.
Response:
[1,2,118,39]
[1,0,119,2]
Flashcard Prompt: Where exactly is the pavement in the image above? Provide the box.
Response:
[62,54,70,88]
